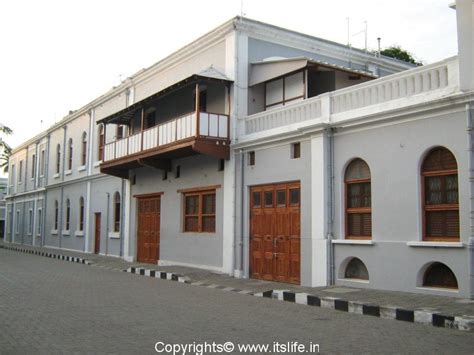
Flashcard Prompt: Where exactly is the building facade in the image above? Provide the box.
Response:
[6,1,474,298]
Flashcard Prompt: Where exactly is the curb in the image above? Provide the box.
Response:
[0,244,92,265]
[122,267,474,332]
[4,245,473,333]
[252,290,474,333]
[125,267,191,284]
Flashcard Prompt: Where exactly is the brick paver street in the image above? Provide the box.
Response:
[1,248,474,354]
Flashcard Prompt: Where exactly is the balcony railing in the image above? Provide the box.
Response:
[103,111,229,162]
[241,57,459,136]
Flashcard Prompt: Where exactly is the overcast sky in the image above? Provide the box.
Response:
[0,0,458,149]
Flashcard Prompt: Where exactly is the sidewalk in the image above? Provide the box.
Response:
[2,240,473,332]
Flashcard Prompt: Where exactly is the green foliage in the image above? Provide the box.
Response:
[0,125,13,173]
[380,45,423,66]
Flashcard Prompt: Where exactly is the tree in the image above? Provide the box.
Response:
[380,45,423,66]
[0,124,13,173]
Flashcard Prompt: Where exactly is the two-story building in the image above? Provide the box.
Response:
[6,0,474,298]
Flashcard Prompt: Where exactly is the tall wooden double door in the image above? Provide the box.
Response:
[137,196,161,264]
[250,182,301,284]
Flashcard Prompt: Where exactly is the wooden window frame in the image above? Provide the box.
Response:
[182,189,216,233]
[345,159,372,240]
[422,168,459,242]
[56,144,61,174]
[264,70,306,110]
[68,138,73,170]
[79,197,84,231]
[248,151,255,166]
[54,201,59,230]
[81,132,87,166]
[291,142,301,159]
[65,199,71,231]
[114,192,121,232]
[31,154,36,178]
[98,125,104,161]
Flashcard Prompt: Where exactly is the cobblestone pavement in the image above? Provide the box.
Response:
[1,240,473,319]
[1,248,474,354]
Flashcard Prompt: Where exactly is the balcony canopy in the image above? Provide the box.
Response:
[249,56,377,86]
[97,67,233,126]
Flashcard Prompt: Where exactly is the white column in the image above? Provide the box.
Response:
[454,0,474,91]
[310,133,329,287]
[123,178,133,262]
[222,154,235,275]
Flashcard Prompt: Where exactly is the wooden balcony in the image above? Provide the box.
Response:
[101,111,230,179]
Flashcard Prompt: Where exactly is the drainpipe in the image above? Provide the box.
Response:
[467,102,474,299]
[105,192,110,256]
[240,149,245,276]
[59,126,67,248]
[120,179,125,257]
[326,127,335,285]
[42,134,51,247]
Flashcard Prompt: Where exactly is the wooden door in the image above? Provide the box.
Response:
[250,182,300,284]
[94,213,101,254]
[137,196,161,264]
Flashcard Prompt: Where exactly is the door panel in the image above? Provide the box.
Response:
[94,213,101,254]
[137,196,161,264]
[250,182,301,284]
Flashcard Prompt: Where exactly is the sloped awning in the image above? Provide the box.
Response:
[249,57,377,86]
[97,67,233,125]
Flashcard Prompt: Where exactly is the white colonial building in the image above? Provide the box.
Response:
[5,0,474,298]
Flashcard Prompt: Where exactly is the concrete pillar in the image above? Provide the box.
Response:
[453,0,474,91]
[309,133,329,287]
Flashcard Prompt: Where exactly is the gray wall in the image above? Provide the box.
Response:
[130,155,224,268]
[238,139,312,285]
[332,110,470,297]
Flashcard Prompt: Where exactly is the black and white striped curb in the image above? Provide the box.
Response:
[0,244,92,265]
[125,267,256,294]
[253,290,474,333]
[125,267,191,283]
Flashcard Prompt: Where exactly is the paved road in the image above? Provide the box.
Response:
[1,249,473,354]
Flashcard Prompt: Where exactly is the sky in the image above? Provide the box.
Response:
[0,0,458,149]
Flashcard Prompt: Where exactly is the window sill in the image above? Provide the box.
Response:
[416,286,459,293]
[74,231,84,237]
[93,161,102,168]
[180,232,216,236]
[337,278,369,284]
[332,239,375,245]
[62,230,70,236]
[36,233,41,237]
[108,232,120,239]
[53,173,60,179]
[77,165,86,172]
[407,241,464,248]
[64,169,72,176]
[51,229,58,235]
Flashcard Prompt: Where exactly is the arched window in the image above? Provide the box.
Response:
[79,197,84,231]
[423,262,458,289]
[345,158,371,239]
[56,144,61,174]
[81,132,87,166]
[344,257,369,280]
[421,147,459,241]
[54,200,59,230]
[114,192,121,232]
[67,138,73,170]
[98,125,104,161]
[65,199,71,231]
